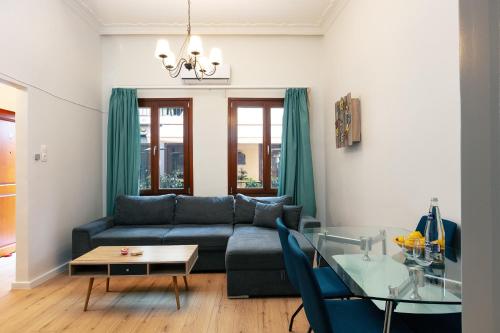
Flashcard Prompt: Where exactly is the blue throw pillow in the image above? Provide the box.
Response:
[234,193,292,223]
[253,202,284,229]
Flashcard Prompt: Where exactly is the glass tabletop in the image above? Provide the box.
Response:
[302,226,462,314]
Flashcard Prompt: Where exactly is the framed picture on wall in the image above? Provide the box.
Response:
[335,93,361,148]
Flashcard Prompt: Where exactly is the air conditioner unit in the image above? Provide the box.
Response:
[181,64,231,85]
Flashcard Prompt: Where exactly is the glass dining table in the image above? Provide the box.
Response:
[302,226,462,333]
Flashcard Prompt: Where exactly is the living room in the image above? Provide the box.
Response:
[0,0,498,332]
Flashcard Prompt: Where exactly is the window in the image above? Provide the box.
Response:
[138,98,193,195]
[228,98,284,196]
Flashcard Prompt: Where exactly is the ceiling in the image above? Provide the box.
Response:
[67,0,348,35]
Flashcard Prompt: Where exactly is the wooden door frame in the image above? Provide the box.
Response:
[0,107,16,257]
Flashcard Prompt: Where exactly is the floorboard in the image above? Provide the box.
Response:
[0,273,309,333]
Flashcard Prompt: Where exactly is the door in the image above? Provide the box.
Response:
[0,109,15,257]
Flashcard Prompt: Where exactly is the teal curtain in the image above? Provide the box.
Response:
[106,88,141,215]
[278,88,317,217]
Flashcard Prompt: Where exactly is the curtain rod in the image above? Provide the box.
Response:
[113,85,309,90]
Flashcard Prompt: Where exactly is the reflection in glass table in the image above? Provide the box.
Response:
[302,226,462,333]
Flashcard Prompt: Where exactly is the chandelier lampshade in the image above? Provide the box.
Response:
[187,36,203,55]
[154,39,170,59]
[209,48,223,65]
[154,0,222,80]
[164,51,176,69]
[198,56,213,73]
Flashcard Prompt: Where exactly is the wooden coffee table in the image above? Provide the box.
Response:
[69,245,198,311]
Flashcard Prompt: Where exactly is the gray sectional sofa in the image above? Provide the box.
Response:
[72,194,320,297]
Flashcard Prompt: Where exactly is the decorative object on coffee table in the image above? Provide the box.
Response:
[335,93,361,148]
[69,245,198,311]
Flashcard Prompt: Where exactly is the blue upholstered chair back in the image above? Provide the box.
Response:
[288,234,332,333]
[415,216,458,248]
[276,218,300,291]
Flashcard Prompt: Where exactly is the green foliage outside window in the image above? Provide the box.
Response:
[139,170,184,190]
[160,170,184,189]
[271,176,279,188]
[237,168,262,188]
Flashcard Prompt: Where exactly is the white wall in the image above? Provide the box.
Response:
[102,35,327,220]
[322,0,461,229]
[0,0,103,286]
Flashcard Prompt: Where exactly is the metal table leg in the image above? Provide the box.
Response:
[383,300,395,333]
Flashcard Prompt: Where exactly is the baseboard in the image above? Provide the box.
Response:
[11,261,68,289]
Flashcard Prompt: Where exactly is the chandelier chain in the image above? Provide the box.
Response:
[187,0,191,34]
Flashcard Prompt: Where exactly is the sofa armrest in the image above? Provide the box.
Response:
[299,216,321,232]
[72,216,114,259]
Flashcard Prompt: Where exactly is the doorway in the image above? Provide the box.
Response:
[0,108,15,296]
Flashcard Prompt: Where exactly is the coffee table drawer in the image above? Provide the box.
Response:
[110,264,147,276]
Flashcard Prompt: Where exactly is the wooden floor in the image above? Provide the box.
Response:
[0,273,309,333]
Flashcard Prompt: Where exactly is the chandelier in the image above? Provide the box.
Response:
[154,0,222,80]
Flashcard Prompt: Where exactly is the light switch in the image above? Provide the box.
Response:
[41,145,47,162]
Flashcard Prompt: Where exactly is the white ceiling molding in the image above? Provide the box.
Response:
[319,0,351,33]
[100,23,324,36]
[64,0,102,32]
[66,0,348,36]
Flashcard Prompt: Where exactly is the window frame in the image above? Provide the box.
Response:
[138,98,193,196]
[227,98,284,196]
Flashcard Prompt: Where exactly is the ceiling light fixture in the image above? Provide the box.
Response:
[154,0,222,80]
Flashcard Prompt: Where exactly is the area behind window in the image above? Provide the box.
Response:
[228,98,284,196]
[139,98,193,195]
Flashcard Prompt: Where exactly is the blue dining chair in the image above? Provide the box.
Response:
[287,233,412,333]
[276,218,351,332]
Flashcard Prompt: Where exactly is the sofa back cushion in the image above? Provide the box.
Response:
[115,194,176,225]
[234,194,293,224]
[282,205,303,230]
[175,195,234,224]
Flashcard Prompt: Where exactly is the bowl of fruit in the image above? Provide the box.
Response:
[393,231,425,259]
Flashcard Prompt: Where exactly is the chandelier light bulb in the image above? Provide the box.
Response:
[209,48,222,65]
[188,35,203,55]
[154,39,170,59]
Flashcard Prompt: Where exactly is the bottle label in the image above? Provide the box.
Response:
[425,242,433,261]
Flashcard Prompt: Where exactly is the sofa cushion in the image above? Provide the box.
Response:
[91,225,171,246]
[115,194,176,225]
[163,224,234,251]
[253,202,283,229]
[282,205,303,230]
[175,195,234,224]
[234,194,293,224]
[225,224,314,270]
